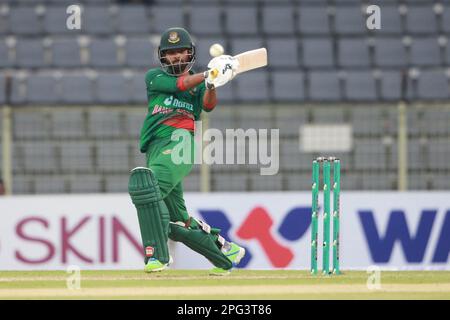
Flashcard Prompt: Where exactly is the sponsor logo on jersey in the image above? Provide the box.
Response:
[152,105,172,115]
[163,95,194,111]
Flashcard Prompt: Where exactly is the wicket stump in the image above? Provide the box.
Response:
[310,157,340,275]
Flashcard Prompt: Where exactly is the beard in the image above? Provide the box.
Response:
[168,59,190,75]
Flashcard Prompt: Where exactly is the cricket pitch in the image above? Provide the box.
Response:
[0,270,449,300]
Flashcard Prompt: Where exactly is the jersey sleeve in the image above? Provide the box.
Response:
[145,69,178,94]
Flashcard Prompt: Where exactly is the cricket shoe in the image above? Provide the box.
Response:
[209,243,246,276]
[144,256,173,273]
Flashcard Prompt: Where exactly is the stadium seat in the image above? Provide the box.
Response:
[208,107,238,133]
[195,37,225,69]
[0,74,4,104]
[116,5,150,34]
[340,173,363,191]
[60,75,95,104]
[130,143,146,169]
[34,175,67,194]
[189,5,222,36]
[224,6,258,35]
[0,40,11,68]
[82,6,114,35]
[302,38,334,68]
[361,173,395,190]
[125,37,155,68]
[379,70,403,101]
[406,107,422,136]
[285,173,314,191]
[312,106,345,123]
[443,5,450,33]
[125,110,146,138]
[230,38,264,56]
[26,74,59,104]
[409,174,429,190]
[373,38,407,68]
[15,39,46,68]
[104,174,129,193]
[0,8,7,35]
[10,76,25,104]
[351,107,384,136]
[150,6,184,33]
[96,141,130,172]
[354,139,387,170]
[262,5,295,35]
[129,72,147,104]
[52,109,86,138]
[431,173,450,190]
[234,71,269,102]
[275,106,307,137]
[51,38,83,67]
[344,71,377,101]
[446,41,450,65]
[297,6,330,35]
[183,173,200,192]
[236,106,272,130]
[369,5,402,35]
[9,6,41,35]
[21,141,58,173]
[422,108,450,135]
[13,112,50,139]
[12,175,34,195]
[96,73,131,104]
[216,80,235,103]
[338,38,370,67]
[408,139,428,170]
[308,71,341,101]
[429,139,450,170]
[271,71,305,101]
[417,70,450,100]
[88,109,123,138]
[89,38,120,67]
[410,38,442,67]
[69,175,103,193]
[266,38,299,68]
[213,173,249,191]
[44,6,78,34]
[280,140,311,171]
[405,5,438,34]
[249,174,283,191]
[334,6,366,35]
[60,141,94,172]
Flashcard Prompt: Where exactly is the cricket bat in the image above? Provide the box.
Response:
[233,48,268,75]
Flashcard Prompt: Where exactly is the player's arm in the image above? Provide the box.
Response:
[177,73,207,91]
[202,86,217,112]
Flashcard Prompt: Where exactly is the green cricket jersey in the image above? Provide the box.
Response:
[139,68,211,153]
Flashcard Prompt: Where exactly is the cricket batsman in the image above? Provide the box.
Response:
[128,27,245,275]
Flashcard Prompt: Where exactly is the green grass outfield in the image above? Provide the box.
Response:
[0,270,449,300]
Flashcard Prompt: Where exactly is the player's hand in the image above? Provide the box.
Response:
[204,55,239,89]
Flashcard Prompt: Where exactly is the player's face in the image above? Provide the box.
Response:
[164,48,190,64]
[162,48,193,75]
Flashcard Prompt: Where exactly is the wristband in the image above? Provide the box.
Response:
[206,82,215,90]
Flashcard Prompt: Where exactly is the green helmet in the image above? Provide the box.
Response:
[158,27,196,76]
